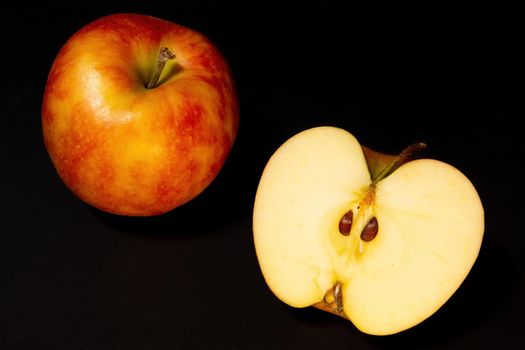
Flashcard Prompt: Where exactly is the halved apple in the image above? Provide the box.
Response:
[253,126,484,335]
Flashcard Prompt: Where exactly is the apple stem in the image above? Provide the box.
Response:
[373,142,427,182]
[146,47,175,89]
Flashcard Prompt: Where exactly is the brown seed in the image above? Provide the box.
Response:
[360,217,378,242]
[338,210,353,236]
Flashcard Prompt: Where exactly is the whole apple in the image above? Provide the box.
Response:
[42,14,238,216]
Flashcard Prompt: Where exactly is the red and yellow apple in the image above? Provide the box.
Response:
[253,126,484,335]
[42,13,238,216]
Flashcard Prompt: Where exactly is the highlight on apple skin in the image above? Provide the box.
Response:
[253,126,484,335]
[42,14,239,216]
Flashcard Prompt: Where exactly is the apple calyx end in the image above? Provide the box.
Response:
[146,47,176,89]
[313,282,348,319]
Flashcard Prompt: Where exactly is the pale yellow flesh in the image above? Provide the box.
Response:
[253,127,372,306]
[253,126,484,335]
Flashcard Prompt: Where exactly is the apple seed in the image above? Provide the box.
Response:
[338,210,353,236]
[361,217,378,242]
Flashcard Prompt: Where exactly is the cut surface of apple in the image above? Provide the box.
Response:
[253,126,484,335]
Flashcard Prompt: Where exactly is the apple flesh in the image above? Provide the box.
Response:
[253,126,484,335]
[42,14,238,216]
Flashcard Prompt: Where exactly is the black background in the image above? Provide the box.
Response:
[1,2,524,349]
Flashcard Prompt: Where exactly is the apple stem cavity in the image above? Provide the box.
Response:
[373,142,427,183]
[146,47,176,89]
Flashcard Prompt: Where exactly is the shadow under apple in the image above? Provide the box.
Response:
[89,136,254,237]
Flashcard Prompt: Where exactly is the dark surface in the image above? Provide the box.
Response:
[1,3,524,349]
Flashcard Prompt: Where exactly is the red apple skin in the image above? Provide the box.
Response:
[42,14,239,216]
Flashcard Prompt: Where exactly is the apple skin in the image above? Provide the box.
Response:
[42,14,238,216]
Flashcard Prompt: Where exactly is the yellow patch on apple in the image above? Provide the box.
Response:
[253,126,484,335]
